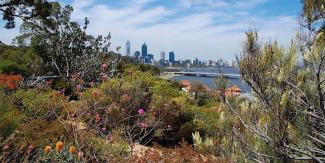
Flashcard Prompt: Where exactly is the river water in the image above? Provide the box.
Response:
[169,67,251,93]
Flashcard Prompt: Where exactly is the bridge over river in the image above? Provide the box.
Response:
[163,71,241,79]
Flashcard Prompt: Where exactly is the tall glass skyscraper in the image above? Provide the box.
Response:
[169,51,175,63]
[141,43,147,57]
[160,51,165,61]
[126,40,131,56]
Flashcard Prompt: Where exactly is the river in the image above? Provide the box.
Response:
[167,67,251,93]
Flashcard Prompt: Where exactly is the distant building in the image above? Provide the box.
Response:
[191,58,199,65]
[125,40,131,56]
[141,43,147,57]
[134,51,140,59]
[148,54,154,60]
[160,51,165,61]
[208,60,213,66]
[169,51,175,63]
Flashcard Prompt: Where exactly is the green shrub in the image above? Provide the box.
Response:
[192,131,216,155]
[0,88,24,140]
[14,89,66,120]
[52,79,73,95]
[84,131,131,161]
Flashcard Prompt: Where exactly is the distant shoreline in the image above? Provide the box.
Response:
[159,73,180,80]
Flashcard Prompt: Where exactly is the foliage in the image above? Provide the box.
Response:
[3,0,325,162]
[0,88,24,139]
[0,44,42,76]
[14,89,65,120]
[192,131,215,155]
[228,28,325,162]
[17,3,121,84]
[0,75,23,90]
[301,0,325,32]
[0,0,52,29]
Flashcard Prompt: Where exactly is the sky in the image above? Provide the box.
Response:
[0,0,302,60]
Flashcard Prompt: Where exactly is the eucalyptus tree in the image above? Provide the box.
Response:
[18,2,120,83]
[0,0,52,28]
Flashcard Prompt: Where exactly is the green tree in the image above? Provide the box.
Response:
[0,0,52,29]
[228,27,324,162]
[18,3,120,83]
[301,0,325,32]
[0,44,42,76]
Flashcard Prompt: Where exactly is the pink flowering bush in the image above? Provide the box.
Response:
[138,109,145,116]
[0,71,200,162]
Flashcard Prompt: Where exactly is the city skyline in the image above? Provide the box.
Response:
[0,0,301,60]
[125,40,238,63]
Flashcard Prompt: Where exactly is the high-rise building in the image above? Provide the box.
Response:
[125,40,131,56]
[169,51,175,63]
[134,51,140,59]
[160,51,165,61]
[141,43,147,57]
[191,58,199,65]
[148,54,154,60]
[147,54,154,64]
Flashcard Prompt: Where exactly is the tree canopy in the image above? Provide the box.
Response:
[0,0,52,28]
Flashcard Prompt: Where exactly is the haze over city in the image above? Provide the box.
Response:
[0,0,301,60]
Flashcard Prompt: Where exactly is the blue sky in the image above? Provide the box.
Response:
[0,0,301,60]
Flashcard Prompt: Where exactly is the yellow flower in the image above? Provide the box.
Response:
[69,146,76,154]
[55,141,64,152]
[44,146,51,154]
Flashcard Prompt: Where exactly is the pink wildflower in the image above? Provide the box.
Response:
[121,93,130,101]
[100,73,109,81]
[139,122,147,128]
[101,63,108,69]
[101,127,106,131]
[28,144,34,152]
[2,145,9,151]
[76,84,82,92]
[95,114,101,122]
[138,109,145,116]
[107,136,114,143]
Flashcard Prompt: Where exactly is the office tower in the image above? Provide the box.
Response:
[134,51,140,59]
[144,54,154,64]
[191,58,199,65]
[160,51,165,61]
[141,43,147,57]
[169,51,175,63]
[125,40,131,56]
[148,54,154,61]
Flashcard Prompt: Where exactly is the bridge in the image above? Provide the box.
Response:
[163,72,241,79]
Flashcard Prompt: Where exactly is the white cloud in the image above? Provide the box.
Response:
[0,0,299,60]
[179,0,228,8]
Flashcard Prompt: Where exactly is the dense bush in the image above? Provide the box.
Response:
[0,88,24,139]
[0,71,219,162]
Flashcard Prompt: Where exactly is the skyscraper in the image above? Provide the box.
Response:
[160,51,165,61]
[141,43,147,57]
[134,51,140,59]
[125,40,131,56]
[169,51,175,63]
